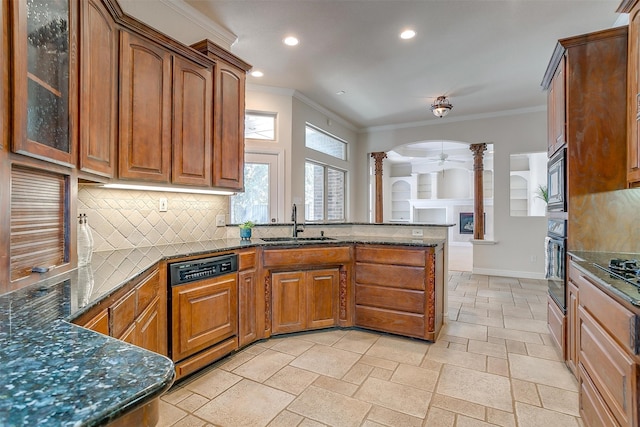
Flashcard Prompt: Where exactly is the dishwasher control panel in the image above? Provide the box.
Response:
[169,254,238,286]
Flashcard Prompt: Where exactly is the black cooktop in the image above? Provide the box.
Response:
[593,258,640,290]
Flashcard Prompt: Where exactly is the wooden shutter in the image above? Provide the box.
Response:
[10,166,68,281]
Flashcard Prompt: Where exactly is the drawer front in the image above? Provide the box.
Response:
[355,284,424,313]
[355,263,425,290]
[579,306,635,427]
[356,245,425,266]
[355,305,425,338]
[263,246,351,267]
[579,364,619,427]
[573,263,637,353]
[238,250,257,271]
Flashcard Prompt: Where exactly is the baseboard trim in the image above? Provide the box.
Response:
[472,267,546,280]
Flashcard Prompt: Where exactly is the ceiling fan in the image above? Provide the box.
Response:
[426,142,467,165]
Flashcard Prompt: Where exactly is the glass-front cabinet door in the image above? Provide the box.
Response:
[11,0,77,167]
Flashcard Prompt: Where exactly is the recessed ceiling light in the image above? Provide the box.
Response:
[251,70,264,77]
[283,36,299,46]
[336,90,346,95]
[400,29,416,40]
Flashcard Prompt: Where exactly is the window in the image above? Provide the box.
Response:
[245,112,276,140]
[305,161,345,221]
[231,153,282,224]
[305,124,346,160]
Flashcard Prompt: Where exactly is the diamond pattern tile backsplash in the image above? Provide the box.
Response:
[78,186,229,252]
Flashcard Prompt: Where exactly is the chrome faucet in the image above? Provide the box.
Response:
[291,204,304,237]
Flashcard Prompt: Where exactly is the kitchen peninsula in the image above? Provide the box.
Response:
[0,228,448,426]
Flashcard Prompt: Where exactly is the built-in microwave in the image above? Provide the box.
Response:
[547,148,566,212]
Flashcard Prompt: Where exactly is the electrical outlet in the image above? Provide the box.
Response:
[159,198,168,212]
[411,229,423,237]
[216,214,226,227]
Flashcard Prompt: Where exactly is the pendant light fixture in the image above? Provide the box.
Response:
[430,95,453,118]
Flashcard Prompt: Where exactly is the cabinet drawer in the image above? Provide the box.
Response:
[356,246,425,267]
[356,263,425,290]
[355,305,425,339]
[579,364,619,427]
[574,265,638,354]
[263,246,350,267]
[239,250,257,271]
[579,306,635,427]
[356,284,424,313]
[110,290,136,338]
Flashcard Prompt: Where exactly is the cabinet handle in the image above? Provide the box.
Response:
[631,315,639,355]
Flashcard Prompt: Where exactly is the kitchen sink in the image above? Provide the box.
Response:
[260,236,337,242]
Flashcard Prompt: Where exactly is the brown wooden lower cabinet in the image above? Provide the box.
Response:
[75,267,166,356]
[569,260,640,427]
[171,272,238,363]
[354,244,444,341]
[271,268,339,334]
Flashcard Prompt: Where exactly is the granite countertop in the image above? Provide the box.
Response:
[568,250,640,307]
[0,236,444,426]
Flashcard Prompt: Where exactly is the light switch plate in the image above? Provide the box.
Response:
[216,214,226,227]
[159,198,168,212]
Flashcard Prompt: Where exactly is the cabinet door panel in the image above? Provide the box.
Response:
[119,31,171,182]
[567,280,579,376]
[79,0,117,177]
[238,269,257,346]
[547,296,565,358]
[172,56,212,186]
[172,274,237,361]
[306,269,338,329]
[579,306,635,427]
[110,290,136,338]
[579,365,619,427]
[272,271,305,334]
[136,297,161,354]
[83,309,109,335]
[629,6,640,186]
[11,0,78,167]
[213,64,245,189]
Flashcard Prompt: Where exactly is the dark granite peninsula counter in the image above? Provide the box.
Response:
[0,235,446,426]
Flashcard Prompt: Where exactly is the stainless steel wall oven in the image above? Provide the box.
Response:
[546,219,567,311]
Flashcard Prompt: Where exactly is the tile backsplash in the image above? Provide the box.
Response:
[78,186,229,252]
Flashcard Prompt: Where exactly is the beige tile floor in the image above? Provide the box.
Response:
[158,272,581,427]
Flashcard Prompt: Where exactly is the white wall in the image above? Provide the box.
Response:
[356,109,548,279]
[246,86,358,222]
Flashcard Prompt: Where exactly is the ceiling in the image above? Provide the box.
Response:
[124,0,625,130]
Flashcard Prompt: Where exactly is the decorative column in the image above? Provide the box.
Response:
[469,143,487,240]
[370,152,387,223]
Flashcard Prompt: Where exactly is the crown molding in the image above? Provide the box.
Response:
[292,91,359,132]
[157,0,237,49]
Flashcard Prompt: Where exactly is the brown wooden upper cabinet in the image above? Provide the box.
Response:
[619,0,640,187]
[79,0,118,178]
[547,59,566,157]
[10,0,78,167]
[542,27,628,197]
[192,40,252,191]
[118,31,172,183]
[172,56,213,187]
